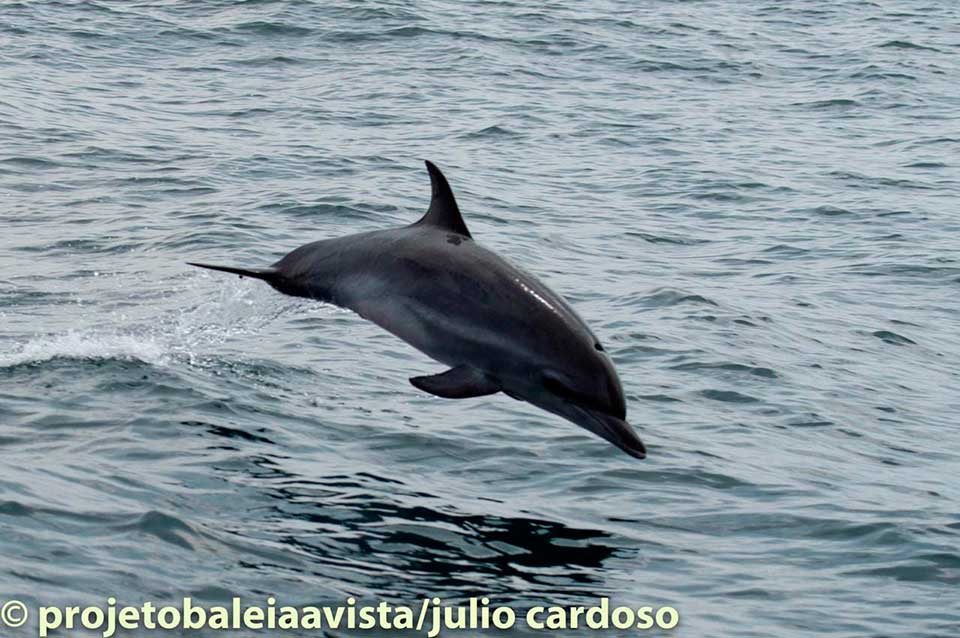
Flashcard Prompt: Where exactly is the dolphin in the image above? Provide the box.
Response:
[189,161,646,459]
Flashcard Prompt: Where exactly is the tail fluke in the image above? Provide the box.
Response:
[187,262,278,281]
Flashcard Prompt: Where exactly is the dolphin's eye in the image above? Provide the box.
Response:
[543,372,614,416]
[543,374,577,402]
[595,343,604,352]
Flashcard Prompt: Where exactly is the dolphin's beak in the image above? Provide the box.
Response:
[515,386,648,459]
[576,407,647,459]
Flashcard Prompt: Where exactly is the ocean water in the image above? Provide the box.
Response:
[1,1,958,637]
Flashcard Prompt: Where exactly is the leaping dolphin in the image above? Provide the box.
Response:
[189,161,646,459]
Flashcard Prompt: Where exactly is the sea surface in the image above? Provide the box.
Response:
[1,2,958,637]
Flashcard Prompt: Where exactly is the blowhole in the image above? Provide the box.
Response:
[595,343,604,351]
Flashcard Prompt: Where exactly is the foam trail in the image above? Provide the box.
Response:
[0,332,166,367]
[0,276,323,369]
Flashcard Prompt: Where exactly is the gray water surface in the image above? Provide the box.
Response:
[1,2,959,637]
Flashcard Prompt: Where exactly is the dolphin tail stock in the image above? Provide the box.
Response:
[187,262,279,282]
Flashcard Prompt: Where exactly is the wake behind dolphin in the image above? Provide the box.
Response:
[190,161,646,459]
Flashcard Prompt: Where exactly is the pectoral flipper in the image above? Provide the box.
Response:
[410,365,500,399]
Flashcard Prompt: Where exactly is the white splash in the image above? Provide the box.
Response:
[0,332,167,367]
[0,274,325,369]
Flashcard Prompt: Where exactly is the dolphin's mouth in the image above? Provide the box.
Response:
[524,390,648,460]
[508,383,647,459]
[576,406,647,459]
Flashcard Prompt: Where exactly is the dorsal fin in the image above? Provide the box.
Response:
[415,160,471,238]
